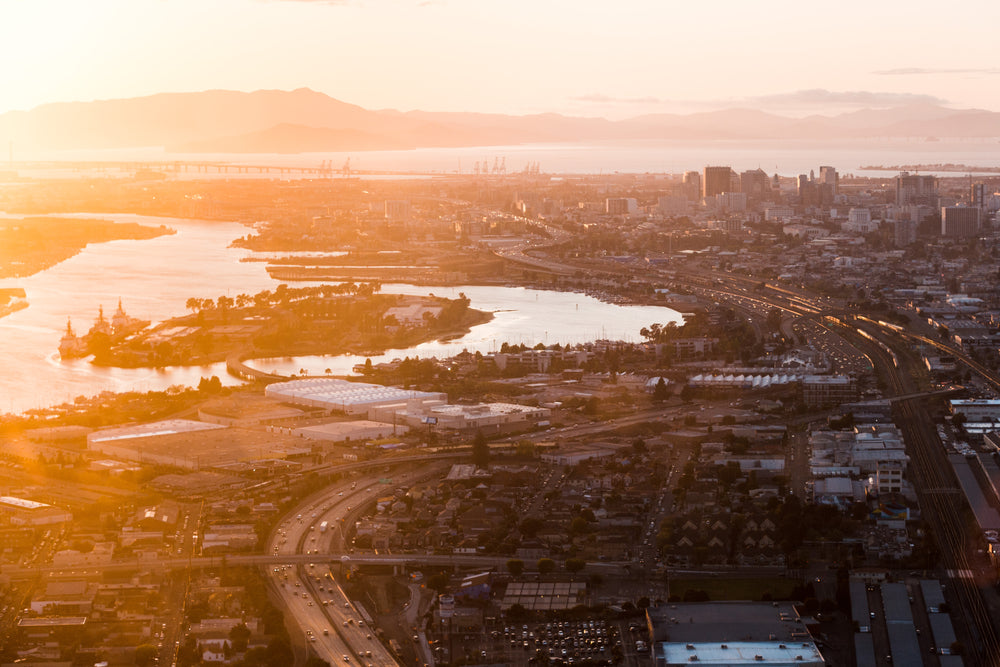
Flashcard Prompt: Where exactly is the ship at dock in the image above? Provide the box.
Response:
[59,299,149,359]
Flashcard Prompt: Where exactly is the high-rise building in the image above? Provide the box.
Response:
[972,182,985,209]
[739,169,770,199]
[893,219,918,247]
[941,206,981,238]
[896,173,938,207]
[715,192,747,212]
[606,198,638,215]
[682,171,701,201]
[818,166,838,192]
[703,166,733,199]
[798,175,817,207]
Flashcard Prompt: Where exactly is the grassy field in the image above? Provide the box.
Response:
[670,576,799,601]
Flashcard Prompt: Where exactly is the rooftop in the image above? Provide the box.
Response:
[18,616,88,627]
[648,602,809,643]
[88,419,226,443]
[266,378,444,409]
[0,495,50,510]
[658,641,823,666]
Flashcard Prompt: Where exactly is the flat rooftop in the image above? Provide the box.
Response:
[658,641,823,666]
[88,424,313,469]
[0,495,50,510]
[18,616,87,627]
[266,378,444,409]
[294,420,406,439]
[649,603,808,643]
[88,419,226,443]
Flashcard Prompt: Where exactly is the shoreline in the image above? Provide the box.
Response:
[86,292,494,372]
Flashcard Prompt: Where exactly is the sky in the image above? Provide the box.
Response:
[2,0,999,119]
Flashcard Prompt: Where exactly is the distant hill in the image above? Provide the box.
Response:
[2,88,998,154]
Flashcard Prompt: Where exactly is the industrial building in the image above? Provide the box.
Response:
[802,375,857,407]
[88,419,226,446]
[0,496,73,526]
[540,444,616,466]
[293,420,408,442]
[370,401,550,435]
[265,378,446,414]
[647,602,823,667]
[87,419,309,470]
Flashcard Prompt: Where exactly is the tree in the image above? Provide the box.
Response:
[507,559,525,576]
[229,622,251,652]
[652,377,669,402]
[679,384,694,403]
[134,644,159,667]
[516,440,536,457]
[472,430,490,469]
[565,558,586,573]
[520,516,543,538]
[264,637,294,667]
[537,558,556,575]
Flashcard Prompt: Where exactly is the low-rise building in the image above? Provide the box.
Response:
[0,496,73,526]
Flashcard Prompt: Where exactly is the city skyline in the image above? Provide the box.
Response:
[2,0,1000,119]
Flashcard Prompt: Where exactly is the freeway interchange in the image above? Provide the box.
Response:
[266,470,442,667]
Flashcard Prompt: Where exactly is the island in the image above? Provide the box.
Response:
[80,283,493,371]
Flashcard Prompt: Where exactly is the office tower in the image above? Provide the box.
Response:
[818,166,838,193]
[739,168,770,198]
[893,219,917,247]
[971,182,985,209]
[896,172,938,207]
[703,166,733,198]
[941,206,981,238]
[682,171,701,201]
[606,198,638,215]
[798,174,818,207]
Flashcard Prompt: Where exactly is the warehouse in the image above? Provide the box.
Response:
[0,496,73,526]
[265,378,446,414]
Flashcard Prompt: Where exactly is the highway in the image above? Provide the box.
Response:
[268,474,430,667]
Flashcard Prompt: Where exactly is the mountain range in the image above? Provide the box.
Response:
[2,88,999,154]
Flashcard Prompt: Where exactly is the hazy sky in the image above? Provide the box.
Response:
[2,0,999,118]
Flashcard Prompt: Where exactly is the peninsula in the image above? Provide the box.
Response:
[0,216,175,279]
[0,217,174,320]
[87,283,492,370]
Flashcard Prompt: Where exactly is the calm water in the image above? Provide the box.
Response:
[0,214,681,415]
[18,139,1000,179]
[247,285,678,377]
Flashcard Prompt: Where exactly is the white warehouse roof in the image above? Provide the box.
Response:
[265,378,446,413]
[88,419,226,444]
